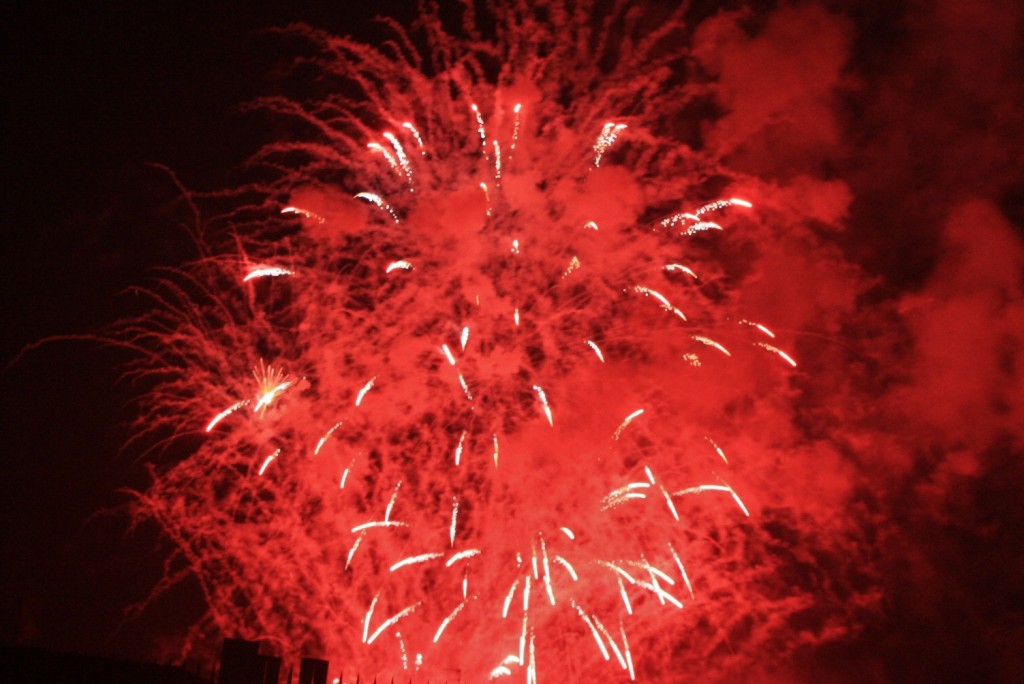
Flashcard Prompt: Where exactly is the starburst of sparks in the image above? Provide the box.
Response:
[121,2,807,681]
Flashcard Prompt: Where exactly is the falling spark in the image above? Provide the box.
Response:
[386,260,414,273]
[281,205,325,222]
[533,385,553,426]
[366,603,421,645]
[434,597,471,643]
[314,422,343,455]
[355,192,400,223]
[585,340,605,363]
[390,553,445,573]
[755,342,798,367]
[454,430,466,466]
[706,437,729,464]
[668,543,695,599]
[510,103,522,152]
[449,497,459,547]
[613,409,645,440]
[445,549,481,567]
[740,319,776,338]
[354,377,376,406]
[593,122,627,167]
[441,343,457,366]
[383,131,413,189]
[339,458,354,489]
[257,448,280,476]
[401,121,425,153]
[664,263,698,278]
[243,266,294,281]
[205,400,249,432]
[470,103,488,151]
[691,335,731,357]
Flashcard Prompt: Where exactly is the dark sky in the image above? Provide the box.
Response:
[2,0,414,661]
[2,1,1022,681]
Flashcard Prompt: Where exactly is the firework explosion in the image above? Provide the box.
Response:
[123,2,846,680]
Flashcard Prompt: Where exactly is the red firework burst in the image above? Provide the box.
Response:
[123,2,809,681]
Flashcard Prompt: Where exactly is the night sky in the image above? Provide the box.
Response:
[2,1,1022,682]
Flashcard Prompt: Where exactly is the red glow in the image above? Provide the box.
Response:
[121,2,887,681]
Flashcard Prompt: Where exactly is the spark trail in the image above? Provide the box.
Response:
[124,2,804,681]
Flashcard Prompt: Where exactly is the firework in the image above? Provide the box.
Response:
[124,2,803,680]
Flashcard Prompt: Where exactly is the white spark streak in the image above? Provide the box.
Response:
[633,285,687,321]
[350,521,407,533]
[390,553,445,572]
[692,335,731,356]
[362,595,378,643]
[706,437,729,464]
[664,263,698,278]
[384,481,401,522]
[553,556,578,581]
[205,400,249,432]
[741,319,776,338]
[314,421,343,455]
[618,577,633,614]
[592,616,627,670]
[434,598,471,643]
[445,549,481,567]
[355,376,376,406]
[354,192,400,223]
[673,483,751,516]
[755,342,798,367]
[593,122,627,167]
[533,385,553,426]
[449,497,459,547]
[243,266,294,281]
[401,121,425,154]
[572,600,610,661]
[455,430,466,466]
[441,344,457,366]
[669,543,696,599]
[613,408,645,440]
[682,221,722,235]
[281,205,324,222]
[541,538,555,605]
[458,373,473,401]
[383,131,412,188]
[470,103,487,150]
[366,603,421,645]
[386,260,414,273]
[346,532,365,569]
[510,103,522,152]
[340,459,354,489]
[620,624,636,680]
[502,579,519,618]
[598,560,637,585]
[257,449,280,476]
